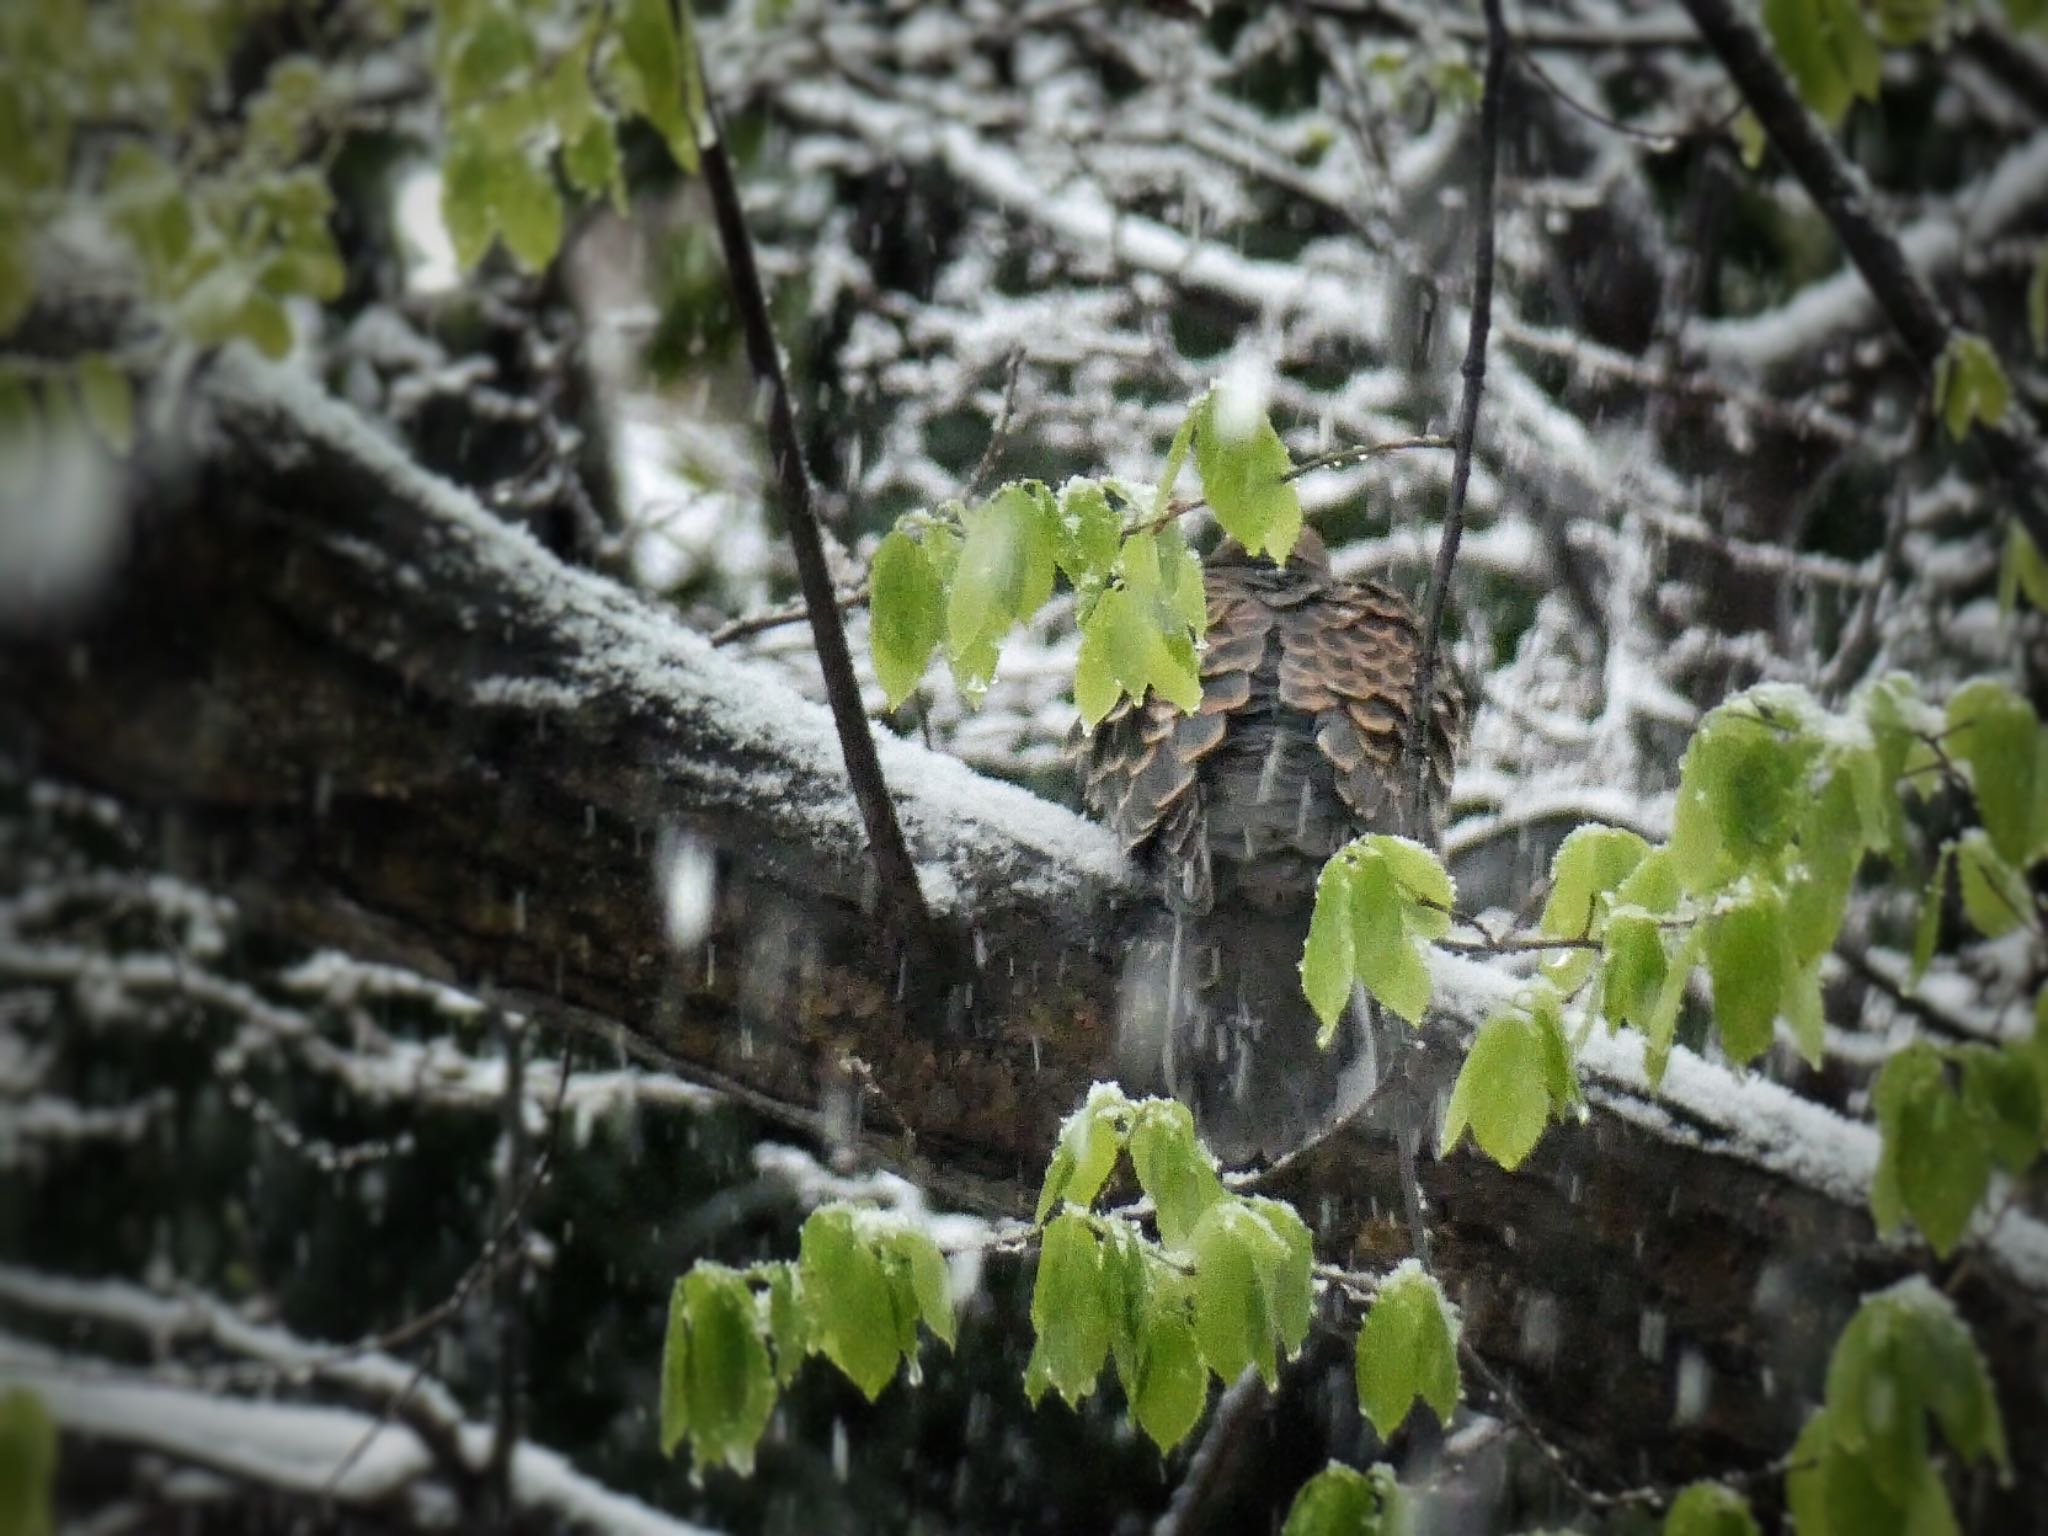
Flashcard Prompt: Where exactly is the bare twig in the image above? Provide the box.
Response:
[690,56,934,942]
[1403,0,1506,838]
[1282,434,1453,481]
[968,347,1028,499]
[1676,0,2048,554]
[708,582,871,647]
[321,1038,574,1501]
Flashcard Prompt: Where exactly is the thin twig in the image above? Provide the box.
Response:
[968,347,1028,499]
[1676,0,2048,555]
[708,583,870,647]
[1282,434,1453,481]
[1403,0,1505,840]
[321,1036,575,1500]
[689,55,933,942]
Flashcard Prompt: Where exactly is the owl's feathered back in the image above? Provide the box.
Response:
[1075,529,1466,1163]
[1079,528,1465,909]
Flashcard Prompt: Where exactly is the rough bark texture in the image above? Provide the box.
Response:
[4,355,2043,1514]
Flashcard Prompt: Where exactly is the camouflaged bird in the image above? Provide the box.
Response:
[1077,528,1466,1161]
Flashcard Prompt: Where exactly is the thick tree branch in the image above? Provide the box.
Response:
[690,72,933,944]
[1677,0,2048,553]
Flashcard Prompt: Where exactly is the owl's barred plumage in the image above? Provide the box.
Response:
[1080,528,1465,910]
[1076,529,1467,1163]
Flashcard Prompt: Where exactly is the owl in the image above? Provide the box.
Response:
[1076,528,1466,1161]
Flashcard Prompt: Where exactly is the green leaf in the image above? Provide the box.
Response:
[1026,1212,1113,1407]
[1440,1008,1552,1169]
[660,1277,691,1456]
[0,1389,56,1536]
[1818,0,1882,100]
[1704,887,1787,1068]
[870,530,944,709]
[1301,856,1356,1039]
[1245,1196,1314,1360]
[1664,1480,1759,1536]
[1129,1280,1207,1452]
[1601,913,1669,1033]
[1054,478,1122,587]
[877,1226,957,1349]
[2000,524,2048,615]
[1785,768,1862,964]
[1037,1084,1129,1222]
[1084,583,1201,716]
[1780,949,1826,1068]
[617,0,702,173]
[1958,1044,2041,1174]
[1872,1044,1990,1258]
[1954,830,2030,940]
[1827,1279,2008,1490]
[1128,1098,1224,1250]
[1153,405,1197,520]
[440,123,496,272]
[1669,702,1816,891]
[1355,1264,1459,1441]
[1540,826,1650,948]
[74,354,133,455]
[676,1265,777,1473]
[494,149,564,272]
[1765,0,1851,124]
[1192,389,1301,561]
[1543,825,1650,990]
[799,1206,904,1400]
[1281,1463,1404,1536]
[1073,616,1120,729]
[1643,929,1703,1086]
[1190,1199,1288,1389]
[1945,680,2037,868]
[1350,855,1432,1026]
[1911,843,1951,984]
[563,118,625,210]
[1932,334,2010,440]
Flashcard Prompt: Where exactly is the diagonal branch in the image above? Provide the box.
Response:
[1405,0,1506,831]
[1676,0,2048,554]
[688,53,933,944]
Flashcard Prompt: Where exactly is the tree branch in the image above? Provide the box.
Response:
[689,60,934,944]
[1405,0,1505,834]
[1676,0,2048,553]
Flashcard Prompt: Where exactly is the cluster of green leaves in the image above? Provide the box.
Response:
[1026,1085,1312,1451]
[1028,1085,1460,1456]
[658,1203,954,1476]
[868,382,1305,721]
[0,3,346,365]
[1788,1278,2009,1536]
[1280,1462,1407,1536]
[1763,0,2045,130]
[1299,834,1456,1035]
[432,0,704,276]
[1871,1019,2046,1258]
[0,1389,55,1536]
[1309,675,2041,1194]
